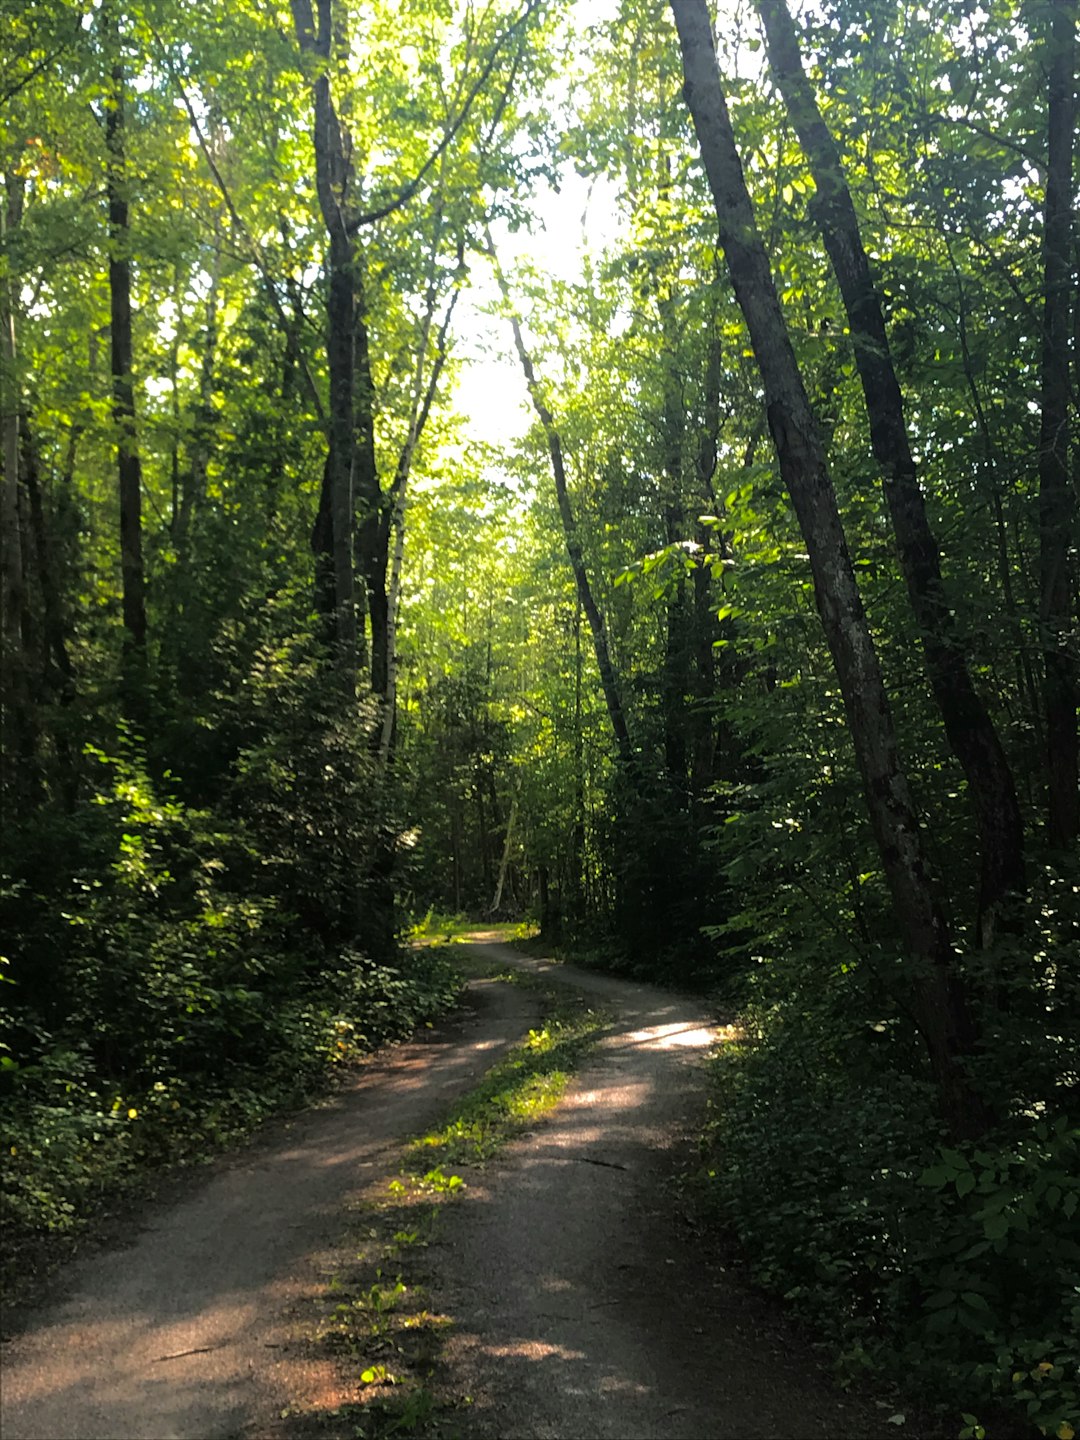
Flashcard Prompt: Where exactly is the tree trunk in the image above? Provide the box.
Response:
[21,422,78,804]
[755,0,1025,944]
[1,177,32,795]
[670,0,987,1139]
[104,20,148,701]
[291,0,357,681]
[490,793,517,914]
[658,294,691,784]
[1038,0,1078,847]
[21,423,73,696]
[379,277,460,766]
[691,323,724,798]
[177,213,222,547]
[491,239,635,772]
[353,273,385,694]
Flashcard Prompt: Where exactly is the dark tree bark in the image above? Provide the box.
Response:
[104,20,148,698]
[21,424,73,696]
[1038,0,1078,847]
[21,422,78,806]
[755,0,1025,945]
[353,279,387,696]
[1,177,32,795]
[291,0,358,681]
[691,325,725,798]
[670,0,987,1139]
[657,293,692,784]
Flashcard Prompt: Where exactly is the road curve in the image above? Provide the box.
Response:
[2,939,880,1440]
[421,939,878,1439]
[0,979,542,1440]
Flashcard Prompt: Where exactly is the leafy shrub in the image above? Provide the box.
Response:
[0,730,461,1247]
[703,1009,1080,1436]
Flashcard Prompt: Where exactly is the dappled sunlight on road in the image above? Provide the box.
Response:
[624,1021,716,1049]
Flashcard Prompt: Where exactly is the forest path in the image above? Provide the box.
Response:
[419,938,878,1439]
[2,938,880,1439]
[0,975,543,1440]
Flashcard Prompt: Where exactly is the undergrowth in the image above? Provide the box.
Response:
[701,981,1080,1440]
[1,943,462,1292]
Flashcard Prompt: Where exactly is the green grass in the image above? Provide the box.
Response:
[405,999,608,1171]
[304,984,606,1437]
[406,913,539,947]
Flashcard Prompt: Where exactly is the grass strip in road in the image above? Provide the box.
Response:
[405,996,608,1173]
[304,988,606,1439]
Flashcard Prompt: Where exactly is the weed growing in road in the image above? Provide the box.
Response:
[406,999,608,1170]
[299,984,605,1439]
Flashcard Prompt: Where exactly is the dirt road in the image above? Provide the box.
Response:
[2,940,877,1439]
[0,977,543,1440]
[427,941,876,1439]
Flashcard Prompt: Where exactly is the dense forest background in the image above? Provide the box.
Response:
[1,0,1077,1433]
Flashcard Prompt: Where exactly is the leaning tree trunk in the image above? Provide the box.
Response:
[291,0,357,683]
[657,291,693,785]
[1038,0,1078,848]
[755,0,1026,944]
[493,252,635,773]
[379,279,460,767]
[669,0,987,1140]
[104,20,148,708]
[353,270,387,696]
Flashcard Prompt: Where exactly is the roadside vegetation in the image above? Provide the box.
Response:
[3,1,1077,1435]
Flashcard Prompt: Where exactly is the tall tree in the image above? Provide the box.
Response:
[669,0,986,1137]
[290,0,358,682]
[491,238,636,774]
[754,0,1025,946]
[0,174,30,793]
[1038,0,1078,847]
[103,8,147,700]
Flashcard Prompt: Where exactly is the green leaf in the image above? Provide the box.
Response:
[919,1165,951,1187]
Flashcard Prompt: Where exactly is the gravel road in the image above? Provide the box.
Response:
[2,938,880,1439]
[0,978,543,1440]
[428,940,877,1439]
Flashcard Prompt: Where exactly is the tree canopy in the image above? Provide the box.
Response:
[1,1,1077,1433]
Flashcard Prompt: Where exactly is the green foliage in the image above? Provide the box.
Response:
[0,734,461,1243]
[702,1001,1080,1435]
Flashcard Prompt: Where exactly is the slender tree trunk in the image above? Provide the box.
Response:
[490,239,635,772]
[291,0,357,681]
[353,273,385,694]
[658,293,691,784]
[670,0,987,1139]
[755,0,1025,943]
[177,215,222,546]
[21,422,78,804]
[1,177,32,794]
[691,322,723,798]
[1038,0,1078,847]
[379,278,460,766]
[490,794,518,915]
[104,22,148,700]
[571,601,586,926]
[21,423,73,695]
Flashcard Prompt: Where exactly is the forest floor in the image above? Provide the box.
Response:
[2,936,891,1440]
